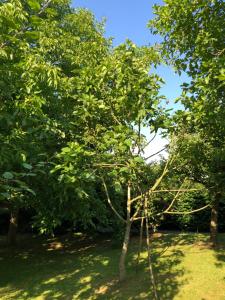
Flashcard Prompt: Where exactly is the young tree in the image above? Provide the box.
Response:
[54,41,167,284]
[55,41,210,297]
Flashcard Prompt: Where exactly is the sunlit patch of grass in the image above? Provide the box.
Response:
[0,232,224,299]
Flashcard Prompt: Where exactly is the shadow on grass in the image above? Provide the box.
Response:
[0,232,224,299]
[214,233,225,269]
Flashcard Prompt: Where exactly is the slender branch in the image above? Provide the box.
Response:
[137,132,157,155]
[131,196,143,221]
[137,119,141,154]
[133,216,145,221]
[131,157,172,204]
[130,195,142,203]
[127,182,131,220]
[38,0,52,15]
[144,197,159,300]
[164,204,210,215]
[131,188,201,204]
[151,156,172,191]
[164,179,188,213]
[144,132,157,149]
[101,177,126,223]
[144,146,167,161]
[94,163,126,168]
[150,188,203,193]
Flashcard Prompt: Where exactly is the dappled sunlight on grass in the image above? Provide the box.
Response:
[0,233,224,299]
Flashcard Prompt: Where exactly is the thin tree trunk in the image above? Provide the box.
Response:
[144,197,159,300]
[119,183,131,282]
[119,219,131,281]
[136,216,144,273]
[210,193,220,247]
[8,208,19,246]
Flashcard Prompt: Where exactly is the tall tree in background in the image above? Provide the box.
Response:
[150,0,225,245]
[0,0,110,243]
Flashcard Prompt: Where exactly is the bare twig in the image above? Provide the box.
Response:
[131,190,144,221]
[133,215,145,221]
[150,188,203,193]
[94,163,126,168]
[164,204,210,215]
[144,132,157,149]
[101,177,126,223]
[131,156,173,204]
[144,146,167,161]
[163,179,188,213]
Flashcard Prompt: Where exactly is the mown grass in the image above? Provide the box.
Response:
[0,232,224,299]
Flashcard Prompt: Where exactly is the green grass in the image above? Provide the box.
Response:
[0,232,224,299]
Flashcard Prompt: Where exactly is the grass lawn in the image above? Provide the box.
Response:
[0,232,224,300]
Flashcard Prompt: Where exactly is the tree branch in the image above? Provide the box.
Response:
[131,196,144,221]
[94,163,126,168]
[38,0,52,15]
[163,179,188,213]
[164,204,210,215]
[144,132,157,149]
[101,177,126,223]
[144,146,167,161]
[150,188,203,193]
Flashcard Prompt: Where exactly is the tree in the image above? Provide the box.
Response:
[53,40,168,286]
[54,40,210,297]
[149,0,225,245]
[0,0,110,242]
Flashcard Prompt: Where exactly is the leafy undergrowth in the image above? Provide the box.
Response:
[0,232,224,299]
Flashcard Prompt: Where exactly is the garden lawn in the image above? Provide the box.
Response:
[0,232,224,300]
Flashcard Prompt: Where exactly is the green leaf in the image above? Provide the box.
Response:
[133,156,144,163]
[24,188,36,196]
[25,31,40,40]
[27,0,41,11]
[30,15,42,26]
[0,192,10,199]
[21,153,26,162]
[22,163,33,170]
[2,172,14,180]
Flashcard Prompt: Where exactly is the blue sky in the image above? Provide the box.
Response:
[72,0,162,46]
[72,0,188,108]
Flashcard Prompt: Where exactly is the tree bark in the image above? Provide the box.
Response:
[8,208,19,246]
[210,193,220,247]
[136,216,144,273]
[144,197,158,300]
[119,183,131,282]
[119,219,131,282]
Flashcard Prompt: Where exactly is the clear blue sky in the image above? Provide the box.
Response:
[72,0,188,108]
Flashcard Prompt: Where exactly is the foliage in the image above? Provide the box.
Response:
[149,0,225,219]
[53,41,167,229]
[0,0,113,231]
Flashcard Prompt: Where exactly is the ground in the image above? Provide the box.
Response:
[0,232,224,300]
